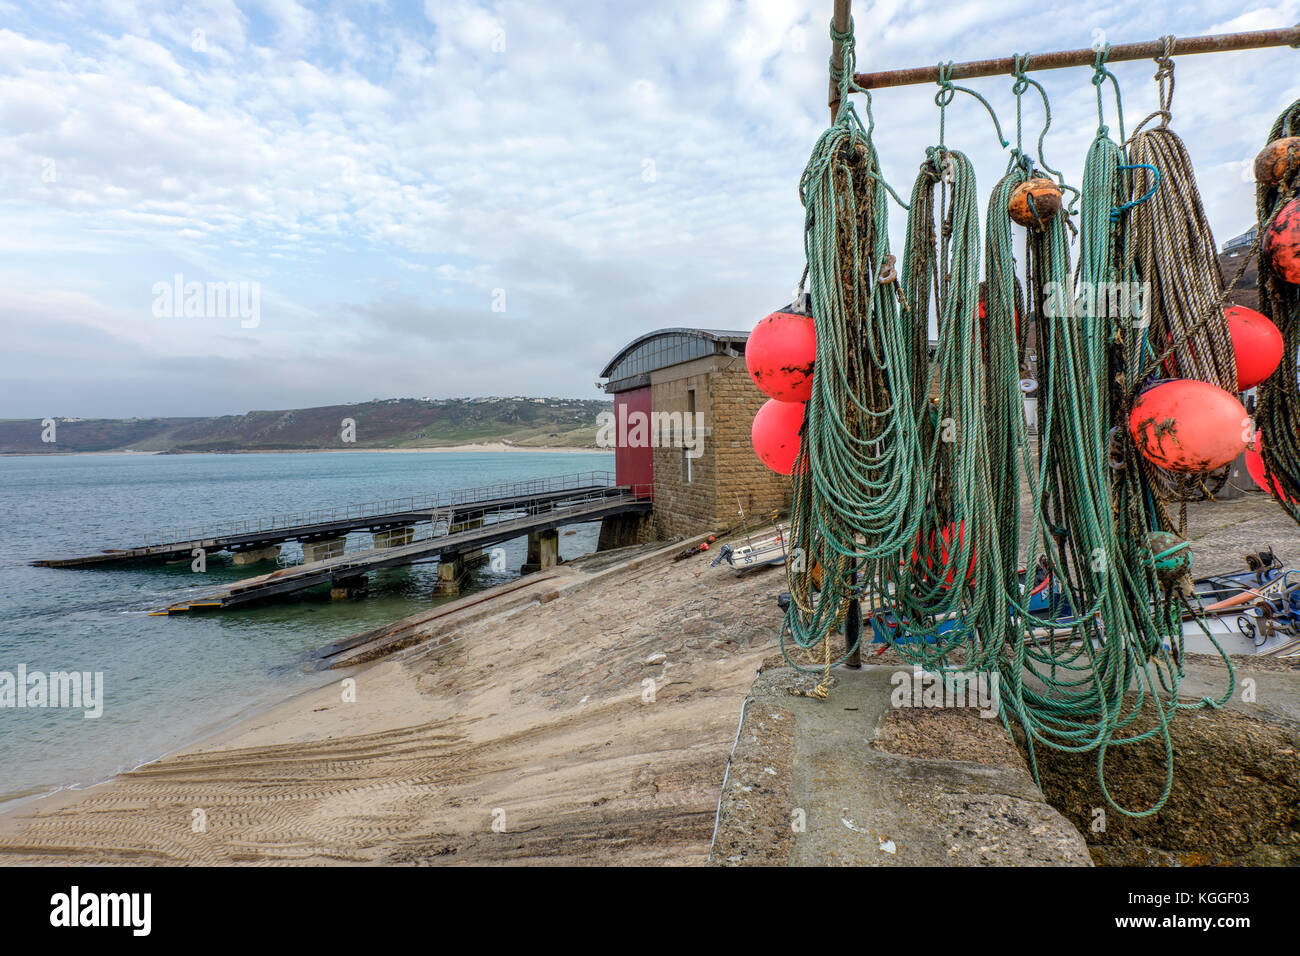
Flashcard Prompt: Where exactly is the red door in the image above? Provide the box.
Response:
[614,386,653,498]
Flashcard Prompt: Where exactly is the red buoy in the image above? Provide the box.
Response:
[1245,432,1296,504]
[1129,380,1249,472]
[910,522,975,587]
[1224,305,1284,390]
[934,522,976,586]
[751,398,805,475]
[1264,197,1300,283]
[746,309,815,403]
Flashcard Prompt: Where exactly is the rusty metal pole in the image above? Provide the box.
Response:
[853,25,1300,89]
[827,0,864,669]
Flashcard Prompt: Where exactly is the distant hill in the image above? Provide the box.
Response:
[0,397,612,455]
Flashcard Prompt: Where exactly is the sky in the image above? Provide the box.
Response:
[1,0,1297,418]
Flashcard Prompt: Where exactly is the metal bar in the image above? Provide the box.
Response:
[828,0,862,669]
[845,572,862,668]
[828,0,852,118]
[853,26,1300,90]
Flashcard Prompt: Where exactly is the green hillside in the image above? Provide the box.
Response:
[0,397,611,455]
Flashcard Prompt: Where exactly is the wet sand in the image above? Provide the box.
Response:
[0,539,781,865]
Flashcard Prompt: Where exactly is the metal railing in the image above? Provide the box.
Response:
[143,471,617,547]
[271,482,651,569]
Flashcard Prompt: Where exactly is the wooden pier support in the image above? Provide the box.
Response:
[303,538,346,563]
[330,575,368,600]
[231,544,280,565]
[433,553,470,597]
[521,528,560,575]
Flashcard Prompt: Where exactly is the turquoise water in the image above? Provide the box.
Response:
[0,450,613,805]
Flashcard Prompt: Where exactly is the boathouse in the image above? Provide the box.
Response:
[597,325,792,545]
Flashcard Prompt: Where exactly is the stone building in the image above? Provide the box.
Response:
[597,327,793,545]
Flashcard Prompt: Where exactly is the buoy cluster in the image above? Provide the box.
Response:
[1244,133,1300,497]
[748,136,1297,490]
[1115,129,1295,484]
[1125,304,1284,476]
[1258,136,1300,283]
[746,305,814,475]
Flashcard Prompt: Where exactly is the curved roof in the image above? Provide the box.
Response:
[600,327,750,381]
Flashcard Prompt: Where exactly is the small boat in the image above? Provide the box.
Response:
[1180,552,1300,657]
[712,524,790,572]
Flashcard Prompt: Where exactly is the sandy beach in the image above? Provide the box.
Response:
[0,538,781,865]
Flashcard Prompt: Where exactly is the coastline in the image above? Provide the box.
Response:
[0,443,602,457]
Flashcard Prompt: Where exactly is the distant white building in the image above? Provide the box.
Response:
[1223,226,1257,254]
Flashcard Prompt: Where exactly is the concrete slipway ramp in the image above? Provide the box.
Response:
[711,664,1093,866]
[712,654,1300,866]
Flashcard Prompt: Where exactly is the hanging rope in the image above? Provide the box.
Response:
[781,21,1234,818]
[1125,38,1241,525]
[1255,98,1300,526]
[781,18,926,671]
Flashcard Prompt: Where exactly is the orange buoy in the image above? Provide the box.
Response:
[1245,431,1295,504]
[1129,380,1249,472]
[751,398,805,475]
[1008,177,1062,229]
[746,309,816,402]
[1254,137,1300,188]
[1224,305,1284,390]
[1264,197,1300,283]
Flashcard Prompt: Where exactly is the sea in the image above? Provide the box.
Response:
[0,449,613,807]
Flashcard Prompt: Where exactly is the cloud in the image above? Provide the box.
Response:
[0,0,1297,417]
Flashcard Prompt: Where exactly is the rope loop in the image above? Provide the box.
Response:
[828,16,868,109]
[1011,53,1031,97]
[1111,162,1160,223]
[1007,52,1079,215]
[1090,42,1126,143]
[934,61,955,147]
[1153,35,1176,126]
[1090,43,1110,85]
[934,60,956,106]
[1009,147,1034,178]
[827,15,852,90]
[931,62,1009,150]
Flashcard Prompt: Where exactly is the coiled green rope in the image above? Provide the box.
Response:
[782,23,1233,817]
[782,24,925,666]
